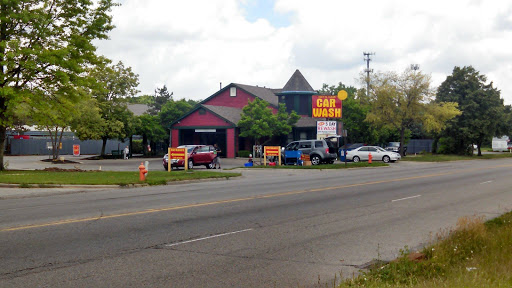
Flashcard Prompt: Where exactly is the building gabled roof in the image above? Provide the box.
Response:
[281,69,315,92]
[233,83,279,106]
[295,116,325,127]
[202,105,243,125]
[127,104,150,116]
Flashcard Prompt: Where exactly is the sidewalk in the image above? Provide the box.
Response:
[0,156,251,199]
[3,155,250,171]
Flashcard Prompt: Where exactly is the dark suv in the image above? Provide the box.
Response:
[284,139,337,165]
[385,142,407,156]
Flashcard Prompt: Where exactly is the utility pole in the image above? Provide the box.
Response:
[363,52,375,102]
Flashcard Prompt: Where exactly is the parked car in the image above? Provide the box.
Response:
[385,142,407,156]
[162,145,217,170]
[346,146,401,163]
[283,139,337,165]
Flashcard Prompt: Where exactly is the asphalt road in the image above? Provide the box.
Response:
[1,159,512,287]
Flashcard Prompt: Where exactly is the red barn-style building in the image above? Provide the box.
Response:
[170,70,326,158]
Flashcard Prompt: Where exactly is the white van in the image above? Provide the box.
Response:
[492,136,509,152]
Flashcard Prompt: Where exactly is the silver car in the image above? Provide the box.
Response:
[346,146,401,163]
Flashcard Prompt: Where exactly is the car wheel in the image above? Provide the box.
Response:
[383,155,390,163]
[206,161,214,169]
[311,155,321,165]
[188,159,194,169]
[353,156,360,163]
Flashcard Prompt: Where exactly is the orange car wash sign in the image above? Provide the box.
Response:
[312,95,342,118]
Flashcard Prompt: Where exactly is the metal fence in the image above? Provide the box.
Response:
[407,139,433,154]
[9,138,129,156]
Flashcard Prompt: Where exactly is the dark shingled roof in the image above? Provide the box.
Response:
[202,104,319,128]
[202,105,243,124]
[295,116,325,127]
[234,83,279,106]
[127,104,150,116]
[282,69,315,92]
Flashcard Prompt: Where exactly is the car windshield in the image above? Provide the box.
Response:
[178,146,195,153]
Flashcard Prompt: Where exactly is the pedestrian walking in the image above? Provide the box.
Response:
[213,144,221,169]
[123,146,129,160]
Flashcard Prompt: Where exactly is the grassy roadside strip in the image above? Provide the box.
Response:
[0,170,240,186]
[339,212,512,287]
[247,162,388,169]
[402,153,512,162]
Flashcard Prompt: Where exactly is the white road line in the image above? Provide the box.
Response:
[166,228,254,247]
[391,195,421,202]
[480,180,493,184]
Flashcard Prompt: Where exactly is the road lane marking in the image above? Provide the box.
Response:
[480,180,493,184]
[391,195,421,202]
[3,163,512,232]
[166,229,253,247]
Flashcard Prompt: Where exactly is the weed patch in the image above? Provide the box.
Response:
[340,212,512,287]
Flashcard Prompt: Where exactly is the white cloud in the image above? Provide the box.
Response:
[95,0,512,103]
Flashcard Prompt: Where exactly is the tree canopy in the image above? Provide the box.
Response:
[366,68,460,155]
[0,0,116,168]
[238,98,299,145]
[436,66,509,155]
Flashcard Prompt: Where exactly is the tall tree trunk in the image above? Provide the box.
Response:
[399,127,406,156]
[142,134,147,156]
[0,126,6,171]
[101,137,107,156]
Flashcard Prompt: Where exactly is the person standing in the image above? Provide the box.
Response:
[213,144,221,169]
[124,146,129,160]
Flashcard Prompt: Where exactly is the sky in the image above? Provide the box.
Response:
[95,0,512,104]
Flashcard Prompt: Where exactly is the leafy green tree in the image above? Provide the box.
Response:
[366,68,460,156]
[148,85,173,115]
[90,61,140,156]
[159,99,195,129]
[238,98,299,145]
[0,0,116,169]
[437,66,509,155]
[135,114,167,155]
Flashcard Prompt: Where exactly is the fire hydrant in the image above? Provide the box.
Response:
[139,162,148,181]
[368,152,373,164]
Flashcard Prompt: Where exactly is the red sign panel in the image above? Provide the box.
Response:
[169,148,186,160]
[264,146,280,156]
[312,95,342,118]
[73,145,80,156]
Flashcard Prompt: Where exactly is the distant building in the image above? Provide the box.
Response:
[169,70,326,158]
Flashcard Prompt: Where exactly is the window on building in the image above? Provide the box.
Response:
[230,87,237,97]
[300,132,307,140]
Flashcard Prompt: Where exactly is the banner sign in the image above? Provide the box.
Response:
[169,148,186,160]
[73,145,80,156]
[317,121,337,134]
[264,146,280,156]
[312,95,342,118]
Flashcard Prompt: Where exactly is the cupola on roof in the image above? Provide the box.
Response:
[282,69,315,92]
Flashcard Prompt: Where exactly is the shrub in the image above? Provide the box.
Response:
[237,150,251,157]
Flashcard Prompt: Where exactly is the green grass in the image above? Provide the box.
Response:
[247,162,389,169]
[402,152,512,162]
[0,170,240,186]
[339,212,512,287]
